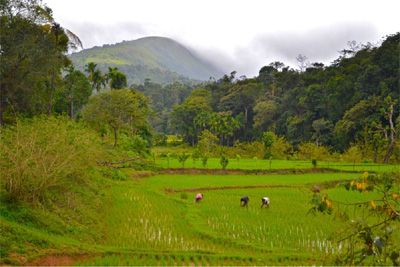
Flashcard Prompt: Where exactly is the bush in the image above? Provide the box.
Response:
[0,116,110,205]
[117,134,149,156]
[312,158,317,168]
[220,155,229,170]
[297,142,331,161]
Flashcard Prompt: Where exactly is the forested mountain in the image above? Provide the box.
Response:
[69,37,223,85]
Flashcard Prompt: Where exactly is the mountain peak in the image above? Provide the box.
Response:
[70,36,223,84]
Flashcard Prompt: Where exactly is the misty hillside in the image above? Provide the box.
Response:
[69,36,223,85]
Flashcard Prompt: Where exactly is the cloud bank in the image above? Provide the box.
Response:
[190,22,381,77]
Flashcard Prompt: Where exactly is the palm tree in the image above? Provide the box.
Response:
[64,65,76,120]
[48,22,83,117]
[84,62,97,84]
[92,69,106,93]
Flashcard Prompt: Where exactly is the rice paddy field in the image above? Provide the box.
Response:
[154,157,398,173]
[74,171,387,266]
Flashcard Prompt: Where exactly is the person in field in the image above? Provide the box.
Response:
[240,196,249,209]
[261,197,270,209]
[194,193,203,203]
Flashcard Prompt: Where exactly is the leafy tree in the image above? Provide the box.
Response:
[312,118,333,147]
[55,66,91,120]
[262,131,275,158]
[47,22,82,117]
[219,155,229,170]
[269,61,285,71]
[198,130,219,155]
[253,100,277,131]
[1,0,55,123]
[85,62,106,93]
[178,152,190,168]
[107,67,127,89]
[220,79,262,123]
[170,89,212,145]
[310,172,400,266]
[83,89,149,147]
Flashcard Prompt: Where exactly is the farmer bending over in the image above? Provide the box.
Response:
[194,193,203,203]
[240,196,249,209]
[261,197,270,209]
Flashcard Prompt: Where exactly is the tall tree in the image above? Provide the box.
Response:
[107,67,127,90]
[379,96,399,164]
[296,54,309,73]
[57,66,91,120]
[83,89,149,147]
[0,0,54,124]
[47,22,83,117]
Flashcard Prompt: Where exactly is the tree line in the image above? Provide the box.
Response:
[163,34,399,164]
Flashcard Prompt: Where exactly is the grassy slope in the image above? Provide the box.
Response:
[70,36,223,85]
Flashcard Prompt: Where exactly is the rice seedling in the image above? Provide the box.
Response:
[75,172,394,266]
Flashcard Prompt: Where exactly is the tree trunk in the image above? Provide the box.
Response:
[0,83,4,127]
[113,127,118,147]
[48,34,59,118]
[374,148,378,163]
[70,85,74,120]
[383,102,396,164]
[384,139,395,164]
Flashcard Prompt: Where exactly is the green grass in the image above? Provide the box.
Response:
[155,157,398,172]
[73,172,388,266]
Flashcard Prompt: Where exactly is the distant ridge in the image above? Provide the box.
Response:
[69,36,223,85]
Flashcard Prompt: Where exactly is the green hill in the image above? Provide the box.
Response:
[69,36,223,85]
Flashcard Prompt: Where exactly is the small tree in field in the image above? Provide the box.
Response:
[192,149,200,168]
[342,145,362,170]
[201,154,209,168]
[178,152,190,168]
[262,131,275,159]
[220,155,229,170]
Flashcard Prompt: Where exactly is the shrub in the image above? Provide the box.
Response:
[297,142,331,161]
[220,155,229,170]
[178,152,190,168]
[0,116,109,205]
[201,155,209,168]
[117,134,149,156]
[312,158,318,168]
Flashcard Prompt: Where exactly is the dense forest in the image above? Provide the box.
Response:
[136,34,399,164]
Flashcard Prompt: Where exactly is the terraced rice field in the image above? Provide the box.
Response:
[75,172,381,266]
[155,157,398,173]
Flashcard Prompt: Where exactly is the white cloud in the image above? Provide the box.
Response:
[45,0,400,77]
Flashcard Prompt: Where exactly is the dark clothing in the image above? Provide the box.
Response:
[241,196,249,202]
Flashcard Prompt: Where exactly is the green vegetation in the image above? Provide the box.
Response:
[70,172,398,266]
[154,155,397,172]
[0,116,112,264]
[69,36,222,84]
[1,1,398,266]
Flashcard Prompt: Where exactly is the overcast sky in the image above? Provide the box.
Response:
[44,0,399,77]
